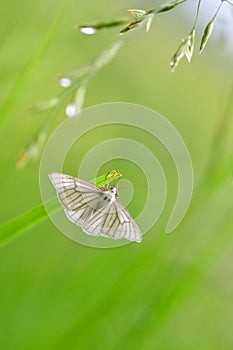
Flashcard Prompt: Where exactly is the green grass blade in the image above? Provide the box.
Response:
[0,171,122,248]
[0,198,59,247]
[94,170,122,187]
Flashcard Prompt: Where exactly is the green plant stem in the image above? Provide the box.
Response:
[0,171,122,248]
[193,0,202,27]
[0,144,231,249]
[0,199,59,247]
[225,0,233,6]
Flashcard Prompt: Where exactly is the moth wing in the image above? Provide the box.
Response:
[49,172,142,243]
[49,172,103,211]
[81,200,142,243]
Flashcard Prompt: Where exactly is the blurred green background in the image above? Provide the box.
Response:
[0,0,233,349]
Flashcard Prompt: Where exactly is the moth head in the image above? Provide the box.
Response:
[110,187,119,198]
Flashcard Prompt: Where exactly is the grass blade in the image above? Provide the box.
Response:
[0,199,58,247]
[0,171,122,248]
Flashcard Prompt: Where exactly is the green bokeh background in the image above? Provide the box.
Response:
[0,0,233,349]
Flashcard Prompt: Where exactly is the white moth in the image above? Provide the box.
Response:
[49,172,142,243]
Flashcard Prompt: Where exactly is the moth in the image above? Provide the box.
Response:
[49,172,142,243]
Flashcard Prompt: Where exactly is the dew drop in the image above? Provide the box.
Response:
[59,77,72,88]
[65,104,76,118]
[80,26,97,35]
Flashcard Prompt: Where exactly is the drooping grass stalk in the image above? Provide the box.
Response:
[18,0,190,167]
[19,0,231,167]
[1,1,232,250]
